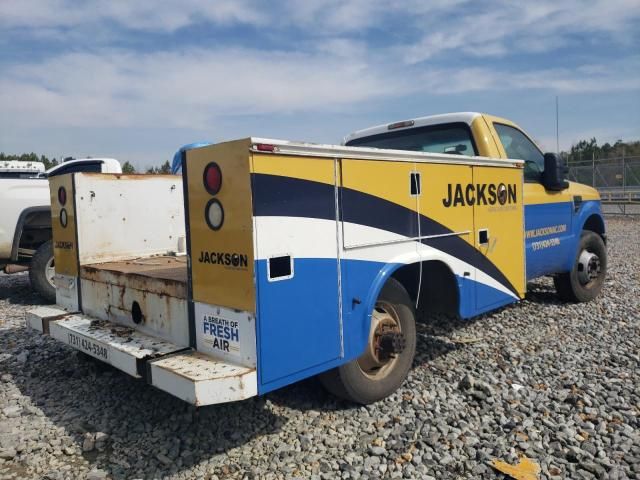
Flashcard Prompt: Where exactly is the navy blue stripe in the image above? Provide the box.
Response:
[252,172,335,220]
[341,187,418,238]
[341,186,518,297]
[251,173,519,296]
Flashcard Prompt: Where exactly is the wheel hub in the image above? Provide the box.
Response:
[45,256,56,288]
[577,249,600,285]
[377,331,406,361]
[357,302,403,379]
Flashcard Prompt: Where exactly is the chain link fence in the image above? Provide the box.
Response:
[567,155,640,214]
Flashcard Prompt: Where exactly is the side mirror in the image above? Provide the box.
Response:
[541,153,569,191]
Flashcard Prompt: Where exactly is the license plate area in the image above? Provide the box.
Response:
[49,315,183,377]
[67,331,110,361]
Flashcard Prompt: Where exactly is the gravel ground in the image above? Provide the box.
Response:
[1,217,639,480]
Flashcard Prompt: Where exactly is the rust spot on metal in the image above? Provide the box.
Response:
[79,258,187,298]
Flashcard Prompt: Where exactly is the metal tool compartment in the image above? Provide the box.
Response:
[79,256,189,347]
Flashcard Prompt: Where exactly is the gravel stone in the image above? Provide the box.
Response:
[82,433,95,452]
[368,446,386,456]
[86,469,109,480]
[0,449,16,460]
[2,405,22,418]
[0,217,638,479]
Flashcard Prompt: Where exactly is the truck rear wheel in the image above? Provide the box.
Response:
[320,278,416,404]
[554,230,606,302]
[29,240,56,303]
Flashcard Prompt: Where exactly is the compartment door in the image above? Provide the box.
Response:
[472,166,526,312]
[341,159,419,248]
[251,154,341,390]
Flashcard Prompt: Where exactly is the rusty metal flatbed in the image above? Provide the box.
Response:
[80,256,188,299]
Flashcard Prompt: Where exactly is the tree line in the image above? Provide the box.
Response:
[0,153,171,174]
[563,139,640,162]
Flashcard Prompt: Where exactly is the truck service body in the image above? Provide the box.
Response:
[28,113,606,406]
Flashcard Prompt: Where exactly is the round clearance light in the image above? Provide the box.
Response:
[205,198,224,231]
[203,162,222,195]
[60,208,68,228]
[58,186,67,205]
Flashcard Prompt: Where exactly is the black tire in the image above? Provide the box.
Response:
[554,230,607,302]
[29,240,56,303]
[320,277,416,404]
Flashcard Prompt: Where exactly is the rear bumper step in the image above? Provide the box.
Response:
[26,307,257,406]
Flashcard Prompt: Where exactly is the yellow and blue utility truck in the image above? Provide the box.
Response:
[27,112,606,406]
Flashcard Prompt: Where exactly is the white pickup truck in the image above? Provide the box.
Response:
[1,158,121,301]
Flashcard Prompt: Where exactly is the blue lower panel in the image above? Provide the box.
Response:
[524,202,573,279]
[256,257,520,395]
[470,277,518,316]
[256,258,341,392]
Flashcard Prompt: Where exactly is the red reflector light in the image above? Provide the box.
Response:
[388,120,415,130]
[58,186,67,205]
[255,143,276,152]
[203,162,222,195]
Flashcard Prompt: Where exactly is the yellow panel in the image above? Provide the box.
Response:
[524,182,570,205]
[251,153,334,185]
[473,166,526,297]
[524,182,599,205]
[49,175,78,276]
[415,163,474,245]
[186,139,255,313]
[341,159,418,212]
[566,182,600,201]
[471,116,502,158]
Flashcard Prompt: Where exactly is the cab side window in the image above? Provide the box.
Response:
[346,122,478,156]
[493,123,544,182]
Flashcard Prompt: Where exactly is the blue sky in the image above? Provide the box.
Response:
[1,0,639,169]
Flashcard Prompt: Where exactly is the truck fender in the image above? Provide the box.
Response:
[350,250,460,361]
[563,201,606,272]
[10,205,51,261]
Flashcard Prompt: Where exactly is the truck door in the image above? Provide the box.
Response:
[491,123,573,279]
[339,159,420,359]
[251,153,342,391]
[413,163,475,316]
[472,165,526,312]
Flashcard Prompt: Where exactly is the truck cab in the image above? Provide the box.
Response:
[345,112,607,302]
[0,158,122,302]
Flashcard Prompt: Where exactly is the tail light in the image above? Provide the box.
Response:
[388,120,415,130]
[254,143,277,152]
[203,162,222,195]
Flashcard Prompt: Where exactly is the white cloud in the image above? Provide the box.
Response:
[0,0,266,31]
[402,0,640,63]
[2,45,637,134]
[2,0,638,60]
[0,48,402,129]
[410,56,640,95]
